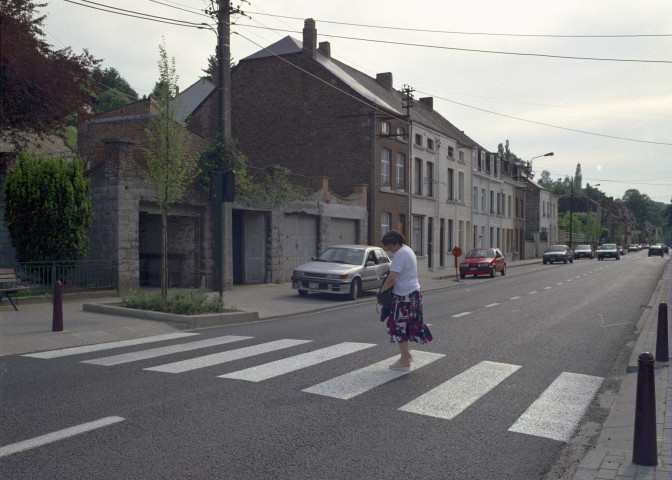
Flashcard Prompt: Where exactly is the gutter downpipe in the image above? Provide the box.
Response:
[408,119,413,249]
[371,110,376,245]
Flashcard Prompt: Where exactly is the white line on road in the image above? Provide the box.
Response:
[528,291,538,295]
[544,287,552,290]
[485,303,500,308]
[302,351,445,400]
[398,361,521,420]
[0,416,125,458]
[145,339,313,373]
[556,283,563,285]
[219,342,375,382]
[508,372,603,442]
[509,296,521,300]
[22,333,200,359]
[452,312,471,318]
[81,336,252,366]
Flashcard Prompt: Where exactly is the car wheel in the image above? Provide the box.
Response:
[501,265,506,276]
[460,274,465,279]
[570,258,573,263]
[298,290,308,297]
[490,268,495,278]
[349,278,361,300]
[543,259,547,265]
[563,258,567,264]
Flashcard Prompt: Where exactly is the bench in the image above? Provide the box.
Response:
[0,268,30,311]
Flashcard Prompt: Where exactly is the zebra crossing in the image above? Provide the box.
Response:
[22,333,603,442]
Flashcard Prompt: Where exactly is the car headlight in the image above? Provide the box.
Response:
[479,262,489,268]
[293,271,303,276]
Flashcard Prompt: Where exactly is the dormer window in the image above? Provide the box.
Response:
[395,126,406,141]
[381,121,390,135]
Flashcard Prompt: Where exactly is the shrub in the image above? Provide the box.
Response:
[121,290,229,314]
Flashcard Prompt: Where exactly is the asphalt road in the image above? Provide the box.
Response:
[0,251,666,480]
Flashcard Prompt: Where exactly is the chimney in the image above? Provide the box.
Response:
[376,72,393,90]
[318,41,331,58]
[419,97,433,110]
[302,18,317,59]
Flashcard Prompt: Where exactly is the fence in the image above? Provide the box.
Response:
[9,260,117,293]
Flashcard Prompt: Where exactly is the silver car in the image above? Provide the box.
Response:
[291,245,391,300]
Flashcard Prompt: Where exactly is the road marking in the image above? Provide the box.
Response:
[399,361,521,420]
[81,335,252,366]
[508,372,604,442]
[485,303,500,308]
[556,283,563,285]
[528,291,538,295]
[22,333,200,359]
[0,416,124,458]
[452,312,471,318]
[509,296,521,300]
[219,342,375,382]
[302,351,445,400]
[566,279,573,282]
[544,287,552,290]
[575,276,582,279]
[145,339,313,373]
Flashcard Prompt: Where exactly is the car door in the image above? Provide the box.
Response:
[361,249,381,290]
[494,249,504,272]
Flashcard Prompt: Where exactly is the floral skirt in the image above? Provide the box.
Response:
[386,290,432,344]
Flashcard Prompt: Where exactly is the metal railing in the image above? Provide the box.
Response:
[10,260,117,292]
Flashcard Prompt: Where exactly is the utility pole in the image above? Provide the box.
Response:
[568,179,575,250]
[401,85,413,244]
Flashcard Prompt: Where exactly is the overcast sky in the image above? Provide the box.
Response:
[44,0,672,203]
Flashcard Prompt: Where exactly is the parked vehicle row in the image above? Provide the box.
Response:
[597,243,620,260]
[543,245,574,264]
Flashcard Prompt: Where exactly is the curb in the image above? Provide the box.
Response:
[82,303,259,329]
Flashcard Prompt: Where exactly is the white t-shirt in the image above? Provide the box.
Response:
[390,245,421,296]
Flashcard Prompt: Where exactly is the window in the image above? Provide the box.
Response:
[447,168,454,200]
[381,212,391,237]
[414,158,422,195]
[447,146,454,158]
[398,214,406,235]
[508,196,512,217]
[490,191,495,214]
[481,189,486,212]
[381,121,390,135]
[458,172,465,202]
[426,162,434,197]
[415,134,423,147]
[459,151,464,162]
[497,193,502,215]
[458,221,464,250]
[426,138,435,151]
[396,152,406,190]
[473,187,479,211]
[381,148,391,188]
[412,216,423,254]
[479,151,485,171]
[395,126,405,141]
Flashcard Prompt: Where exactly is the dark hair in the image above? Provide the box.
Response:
[381,230,406,246]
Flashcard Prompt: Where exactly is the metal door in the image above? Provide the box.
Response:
[328,218,356,246]
[244,211,267,284]
[284,214,318,281]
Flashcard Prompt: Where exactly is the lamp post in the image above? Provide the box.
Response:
[520,152,553,259]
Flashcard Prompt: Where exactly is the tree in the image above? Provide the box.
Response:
[622,189,653,224]
[95,67,138,112]
[574,163,583,192]
[0,0,101,147]
[3,152,91,262]
[140,41,200,300]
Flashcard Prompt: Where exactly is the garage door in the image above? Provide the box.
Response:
[284,214,318,281]
[328,218,357,247]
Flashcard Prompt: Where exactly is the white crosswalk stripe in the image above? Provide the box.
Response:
[398,361,521,420]
[144,339,312,373]
[302,350,445,400]
[508,372,603,442]
[219,342,375,382]
[22,333,200,359]
[81,335,252,366]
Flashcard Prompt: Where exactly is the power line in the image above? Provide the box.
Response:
[235,24,672,64]
[245,11,672,39]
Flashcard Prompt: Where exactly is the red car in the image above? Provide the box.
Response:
[459,248,507,279]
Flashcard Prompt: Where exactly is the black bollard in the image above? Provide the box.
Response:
[52,280,63,332]
[632,352,657,466]
[655,303,669,363]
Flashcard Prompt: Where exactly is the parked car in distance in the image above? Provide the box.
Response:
[597,243,620,260]
[618,245,626,255]
[459,248,506,278]
[662,244,669,254]
[574,244,594,259]
[291,245,390,300]
[543,245,574,264]
[648,244,665,257]
[628,244,640,252]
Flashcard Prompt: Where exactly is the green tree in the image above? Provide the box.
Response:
[95,67,138,112]
[140,41,200,300]
[0,0,100,147]
[3,152,91,262]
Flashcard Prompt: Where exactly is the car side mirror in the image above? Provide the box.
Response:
[366,260,375,267]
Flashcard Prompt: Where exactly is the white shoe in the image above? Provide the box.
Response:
[389,361,410,372]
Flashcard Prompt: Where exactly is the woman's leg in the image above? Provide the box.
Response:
[398,341,411,366]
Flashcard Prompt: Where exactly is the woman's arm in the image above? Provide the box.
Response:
[380,270,398,292]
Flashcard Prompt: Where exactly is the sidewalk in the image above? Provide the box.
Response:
[572,260,671,480]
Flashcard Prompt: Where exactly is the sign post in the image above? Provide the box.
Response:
[451,246,462,280]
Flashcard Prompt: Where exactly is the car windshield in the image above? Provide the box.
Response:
[548,246,566,252]
[317,247,364,265]
[466,249,494,259]
[576,245,590,250]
